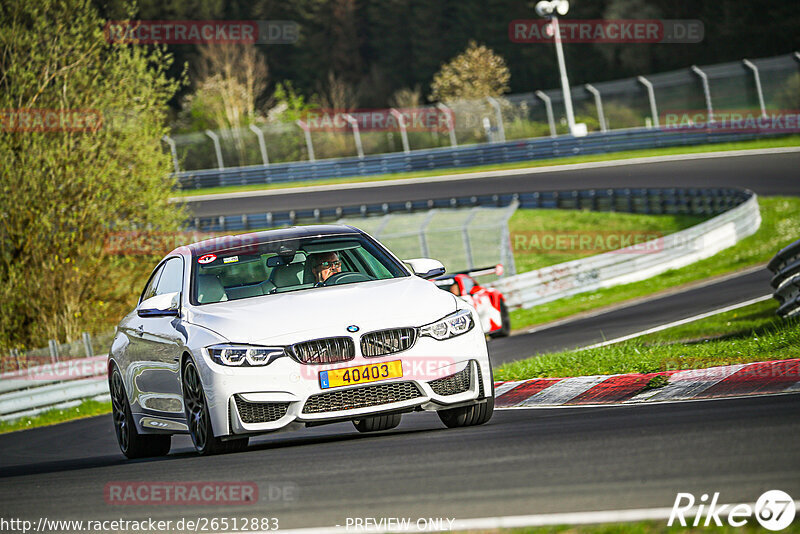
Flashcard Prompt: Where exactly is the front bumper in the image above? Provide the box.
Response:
[195,327,492,437]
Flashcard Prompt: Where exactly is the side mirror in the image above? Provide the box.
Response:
[404,258,446,280]
[138,292,180,317]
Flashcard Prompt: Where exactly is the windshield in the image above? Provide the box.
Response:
[190,234,408,305]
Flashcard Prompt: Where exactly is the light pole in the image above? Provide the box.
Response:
[536,0,585,137]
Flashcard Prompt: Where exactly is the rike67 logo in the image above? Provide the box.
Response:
[669,490,796,530]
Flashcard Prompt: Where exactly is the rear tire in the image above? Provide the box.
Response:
[110,368,171,459]
[437,397,494,428]
[353,413,402,432]
[490,300,510,338]
[182,359,249,455]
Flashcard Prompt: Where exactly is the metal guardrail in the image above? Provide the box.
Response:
[0,356,108,421]
[189,186,750,232]
[176,127,782,190]
[769,238,800,317]
[488,191,761,309]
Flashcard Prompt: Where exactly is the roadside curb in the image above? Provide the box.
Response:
[492,359,800,408]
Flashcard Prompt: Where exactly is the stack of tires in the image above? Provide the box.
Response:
[768,238,800,318]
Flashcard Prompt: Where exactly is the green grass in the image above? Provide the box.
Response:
[496,299,799,381]
[0,398,111,434]
[508,209,706,273]
[491,519,800,533]
[510,196,800,331]
[173,135,800,198]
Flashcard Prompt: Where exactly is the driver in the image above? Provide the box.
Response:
[310,251,342,284]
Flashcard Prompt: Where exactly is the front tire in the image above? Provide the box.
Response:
[110,368,171,459]
[353,413,402,433]
[437,397,494,428]
[182,359,248,455]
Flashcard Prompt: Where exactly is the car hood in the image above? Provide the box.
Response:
[185,276,457,345]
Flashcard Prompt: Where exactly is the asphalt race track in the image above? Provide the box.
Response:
[487,267,772,366]
[2,151,798,530]
[181,151,800,217]
[1,395,799,529]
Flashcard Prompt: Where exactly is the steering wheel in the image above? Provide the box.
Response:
[321,271,373,286]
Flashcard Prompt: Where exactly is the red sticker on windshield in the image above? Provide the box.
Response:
[198,254,217,264]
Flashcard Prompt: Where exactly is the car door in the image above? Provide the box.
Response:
[120,262,163,410]
[131,257,187,417]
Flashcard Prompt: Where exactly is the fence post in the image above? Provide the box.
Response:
[691,65,714,124]
[373,214,393,238]
[82,332,94,358]
[204,130,225,169]
[436,103,458,147]
[584,84,607,132]
[162,135,180,173]
[390,109,410,153]
[535,91,557,137]
[295,120,315,162]
[461,209,479,271]
[742,59,767,119]
[501,200,519,276]
[248,124,270,166]
[637,76,659,128]
[342,113,365,159]
[486,97,506,143]
[418,210,437,257]
[48,339,59,363]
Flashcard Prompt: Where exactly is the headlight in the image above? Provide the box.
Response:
[420,309,475,340]
[207,344,286,366]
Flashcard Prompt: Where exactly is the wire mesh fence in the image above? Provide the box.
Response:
[167,53,799,172]
[2,331,115,374]
[339,202,518,278]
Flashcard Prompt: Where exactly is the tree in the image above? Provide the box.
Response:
[180,45,269,131]
[429,41,510,103]
[0,0,184,350]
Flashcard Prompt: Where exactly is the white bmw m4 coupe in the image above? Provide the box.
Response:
[109,225,494,457]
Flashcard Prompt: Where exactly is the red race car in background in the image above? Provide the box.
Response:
[433,265,510,338]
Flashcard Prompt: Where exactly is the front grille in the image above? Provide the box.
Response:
[234,396,290,424]
[428,364,472,396]
[302,381,423,414]
[360,327,417,357]
[291,337,355,364]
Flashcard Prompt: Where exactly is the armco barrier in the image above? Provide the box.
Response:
[768,238,800,317]
[488,192,761,309]
[176,127,782,190]
[189,187,750,232]
[0,356,108,421]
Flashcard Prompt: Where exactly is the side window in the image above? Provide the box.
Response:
[140,264,165,304]
[155,257,184,296]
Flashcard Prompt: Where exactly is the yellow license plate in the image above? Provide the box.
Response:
[319,360,403,389]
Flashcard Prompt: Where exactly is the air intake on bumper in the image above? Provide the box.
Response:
[302,381,423,414]
[428,364,472,396]
[234,396,290,424]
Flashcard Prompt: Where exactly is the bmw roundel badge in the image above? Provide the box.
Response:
[347,325,359,333]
